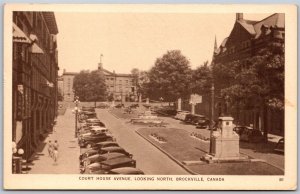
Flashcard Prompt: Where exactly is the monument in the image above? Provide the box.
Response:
[202,116,249,163]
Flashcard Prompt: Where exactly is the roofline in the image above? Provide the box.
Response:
[253,13,279,25]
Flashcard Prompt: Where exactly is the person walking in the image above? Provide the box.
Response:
[52,140,59,164]
[47,140,53,157]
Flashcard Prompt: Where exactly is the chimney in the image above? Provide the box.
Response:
[236,13,243,21]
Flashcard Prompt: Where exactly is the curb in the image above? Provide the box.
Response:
[107,110,121,120]
[135,129,199,175]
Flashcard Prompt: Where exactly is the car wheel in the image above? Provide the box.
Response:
[86,144,92,149]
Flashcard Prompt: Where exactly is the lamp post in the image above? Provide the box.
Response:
[74,96,80,138]
[209,83,215,154]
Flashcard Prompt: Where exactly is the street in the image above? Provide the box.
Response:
[28,108,189,175]
[95,109,189,175]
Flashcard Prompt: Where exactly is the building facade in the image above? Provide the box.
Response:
[61,62,137,102]
[211,13,284,135]
[12,12,59,159]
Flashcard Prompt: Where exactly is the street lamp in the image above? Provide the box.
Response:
[74,96,80,138]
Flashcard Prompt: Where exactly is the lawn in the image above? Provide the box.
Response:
[137,127,209,161]
[137,127,284,175]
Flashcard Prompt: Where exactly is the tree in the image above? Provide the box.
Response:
[190,61,212,95]
[73,70,107,106]
[147,50,192,102]
[212,44,284,141]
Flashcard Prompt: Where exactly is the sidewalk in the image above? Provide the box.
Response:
[27,109,80,174]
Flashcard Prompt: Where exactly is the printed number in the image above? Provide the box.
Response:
[279,178,284,182]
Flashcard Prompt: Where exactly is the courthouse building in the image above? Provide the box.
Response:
[12,12,59,158]
[61,62,137,102]
[211,13,285,135]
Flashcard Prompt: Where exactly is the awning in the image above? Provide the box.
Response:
[13,23,31,44]
[31,43,44,54]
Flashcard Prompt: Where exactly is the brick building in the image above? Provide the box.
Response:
[211,13,285,135]
[61,62,137,103]
[12,12,59,159]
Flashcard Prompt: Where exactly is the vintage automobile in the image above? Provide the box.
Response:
[82,106,95,112]
[78,133,114,148]
[193,116,210,129]
[81,152,128,167]
[274,138,284,154]
[129,104,139,108]
[115,104,125,108]
[96,102,110,109]
[233,126,248,136]
[79,146,131,162]
[239,127,264,143]
[90,141,119,150]
[79,127,110,138]
[99,146,132,158]
[106,167,144,175]
[82,157,136,174]
[174,111,189,120]
[184,114,195,124]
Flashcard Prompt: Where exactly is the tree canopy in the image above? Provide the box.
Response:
[73,70,107,102]
[190,61,212,95]
[147,50,192,102]
[212,44,284,110]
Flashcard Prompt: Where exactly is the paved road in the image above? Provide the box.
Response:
[96,109,189,175]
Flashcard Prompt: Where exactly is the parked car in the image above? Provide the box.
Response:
[82,157,136,174]
[239,127,264,143]
[184,114,195,124]
[274,138,284,154]
[177,111,191,121]
[233,126,248,136]
[174,111,189,120]
[129,104,139,108]
[79,146,131,163]
[106,167,144,175]
[82,106,95,112]
[82,152,128,167]
[115,104,125,108]
[91,141,119,150]
[78,133,114,148]
[96,102,110,109]
[99,146,132,158]
[79,127,110,138]
[195,117,210,129]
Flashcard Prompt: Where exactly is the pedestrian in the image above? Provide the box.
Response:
[53,140,59,164]
[47,140,53,157]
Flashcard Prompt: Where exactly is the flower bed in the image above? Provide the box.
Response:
[149,133,167,143]
[190,132,210,142]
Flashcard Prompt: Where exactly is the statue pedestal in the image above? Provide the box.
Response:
[202,117,249,163]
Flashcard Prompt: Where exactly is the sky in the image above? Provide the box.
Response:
[55,12,272,75]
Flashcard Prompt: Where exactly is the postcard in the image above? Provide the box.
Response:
[3,4,297,190]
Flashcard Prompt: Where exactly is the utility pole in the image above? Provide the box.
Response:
[209,83,215,154]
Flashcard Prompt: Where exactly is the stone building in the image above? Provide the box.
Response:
[61,62,137,103]
[211,13,285,135]
[12,12,59,159]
